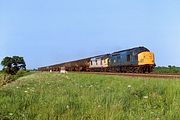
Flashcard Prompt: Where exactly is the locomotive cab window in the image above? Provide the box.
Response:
[127,55,131,62]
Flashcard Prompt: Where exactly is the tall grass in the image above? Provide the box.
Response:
[0,72,180,120]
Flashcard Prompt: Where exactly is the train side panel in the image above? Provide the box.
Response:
[89,57,109,68]
[109,51,138,67]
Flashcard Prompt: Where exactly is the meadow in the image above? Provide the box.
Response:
[0,72,180,120]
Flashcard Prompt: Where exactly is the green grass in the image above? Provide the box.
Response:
[154,67,180,74]
[1,72,180,120]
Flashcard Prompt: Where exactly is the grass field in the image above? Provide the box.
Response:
[1,72,180,120]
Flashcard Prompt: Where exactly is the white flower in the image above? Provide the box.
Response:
[80,85,83,88]
[9,113,13,116]
[27,87,30,90]
[127,85,131,88]
[143,96,148,99]
[24,91,28,93]
[66,105,70,109]
[16,87,19,89]
[89,85,93,88]
[98,105,101,108]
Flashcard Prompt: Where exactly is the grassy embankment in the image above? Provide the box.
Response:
[0,71,33,86]
[1,72,180,120]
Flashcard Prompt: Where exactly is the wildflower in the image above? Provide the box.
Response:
[66,105,70,109]
[30,89,34,92]
[16,87,19,89]
[27,87,30,90]
[9,113,13,116]
[98,105,101,108]
[80,85,83,88]
[127,85,131,88]
[143,96,148,99]
[24,91,28,93]
[89,85,93,88]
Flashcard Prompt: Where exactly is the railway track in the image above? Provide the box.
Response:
[76,72,180,79]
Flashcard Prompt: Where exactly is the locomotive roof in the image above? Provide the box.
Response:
[91,54,110,59]
[112,46,149,55]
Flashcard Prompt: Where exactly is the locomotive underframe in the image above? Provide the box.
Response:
[89,65,155,73]
[39,64,155,73]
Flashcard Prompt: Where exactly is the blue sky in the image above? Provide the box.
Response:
[0,0,180,69]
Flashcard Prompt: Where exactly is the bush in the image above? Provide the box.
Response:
[0,70,32,86]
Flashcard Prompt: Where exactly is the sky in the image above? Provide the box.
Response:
[0,0,180,69]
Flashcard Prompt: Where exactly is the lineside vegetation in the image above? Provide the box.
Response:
[154,66,180,74]
[0,72,180,120]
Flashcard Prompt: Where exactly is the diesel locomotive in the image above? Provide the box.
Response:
[38,46,155,73]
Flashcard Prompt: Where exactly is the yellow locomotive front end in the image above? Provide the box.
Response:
[138,52,155,65]
[138,52,155,73]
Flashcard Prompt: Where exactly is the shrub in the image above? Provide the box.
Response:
[0,70,31,86]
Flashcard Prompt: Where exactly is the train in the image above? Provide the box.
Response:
[38,46,155,73]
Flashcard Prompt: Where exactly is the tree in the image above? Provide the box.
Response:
[1,56,26,75]
[12,56,26,70]
[168,65,172,68]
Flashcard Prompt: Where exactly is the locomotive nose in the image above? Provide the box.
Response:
[138,52,155,65]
